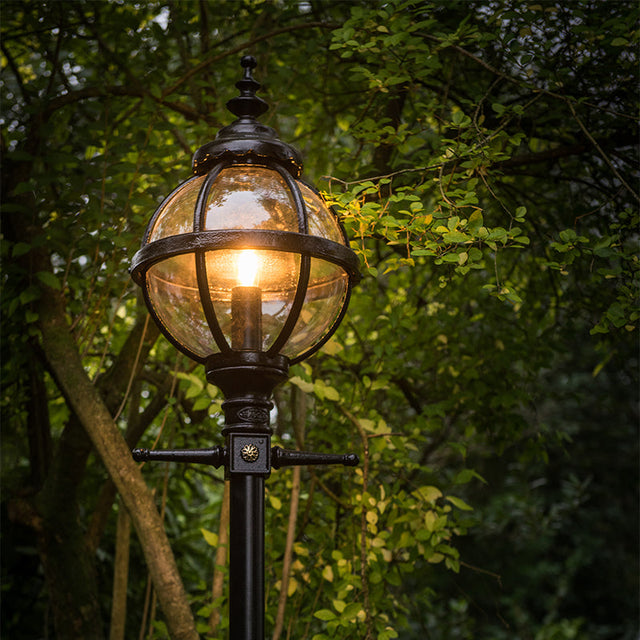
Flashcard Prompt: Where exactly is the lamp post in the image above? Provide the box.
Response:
[129,56,360,640]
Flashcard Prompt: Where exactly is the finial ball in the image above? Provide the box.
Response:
[241,55,257,69]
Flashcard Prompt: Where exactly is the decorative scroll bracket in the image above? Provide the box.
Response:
[270,446,359,469]
[131,444,359,474]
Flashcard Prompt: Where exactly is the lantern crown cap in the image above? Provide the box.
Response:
[192,56,303,177]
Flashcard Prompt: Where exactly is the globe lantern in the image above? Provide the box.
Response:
[130,56,360,388]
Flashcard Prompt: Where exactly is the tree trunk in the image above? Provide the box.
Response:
[37,421,105,639]
[37,288,198,640]
[5,132,195,638]
[110,500,131,640]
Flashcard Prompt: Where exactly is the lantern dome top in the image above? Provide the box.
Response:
[192,56,303,177]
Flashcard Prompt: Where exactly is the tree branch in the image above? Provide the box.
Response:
[566,100,640,204]
[208,482,230,634]
[41,85,211,123]
[341,406,373,639]
[272,386,307,640]
[419,32,637,121]
[162,21,339,98]
[109,499,131,640]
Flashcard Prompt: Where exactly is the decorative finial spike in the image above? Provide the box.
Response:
[226,55,268,119]
[191,54,304,177]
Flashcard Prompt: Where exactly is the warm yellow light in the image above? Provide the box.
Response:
[237,250,258,287]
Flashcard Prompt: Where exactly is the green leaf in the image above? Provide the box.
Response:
[452,110,465,125]
[314,609,337,621]
[289,376,314,393]
[452,469,476,485]
[443,230,471,243]
[323,384,341,401]
[611,37,628,46]
[192,397,210,411]
[12,242,32,258]
[486,227,507,242]
[185,384,203,400]
[467,210,483,235]
[332,599,346,613]
[201,528,218,547]
[559,228,577,243]
[606,302,626,327]
[424,510,437,532]
[341,603,363,620]
[446,495,473,511]
[415,486,443,503]
[19,287,41,305]
[36,271,62,290]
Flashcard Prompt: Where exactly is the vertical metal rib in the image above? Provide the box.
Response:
[194,164,232,354]
[267,164,310,355]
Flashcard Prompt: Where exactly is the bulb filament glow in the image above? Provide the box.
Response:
[238,250,258,287]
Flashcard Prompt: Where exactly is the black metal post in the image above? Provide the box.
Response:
[229,475,264,640]
[206,351,288,640]
[133,352,359,640]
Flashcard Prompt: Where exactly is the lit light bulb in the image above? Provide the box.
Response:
[237,250,258,287]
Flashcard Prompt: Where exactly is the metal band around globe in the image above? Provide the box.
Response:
[129,229,361,285]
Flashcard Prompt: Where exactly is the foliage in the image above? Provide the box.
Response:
[1,1,637,639]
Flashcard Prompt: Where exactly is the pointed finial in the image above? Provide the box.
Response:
[192,55,303,177]
[226,55,268,119]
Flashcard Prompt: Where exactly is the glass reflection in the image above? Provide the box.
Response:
[149,176,204,242]
[205,167,299,232]
[147,255,213,358]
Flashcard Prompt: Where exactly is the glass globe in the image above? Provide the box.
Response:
[135,164,355,364]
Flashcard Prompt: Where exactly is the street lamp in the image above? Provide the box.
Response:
[130,56,360,640]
